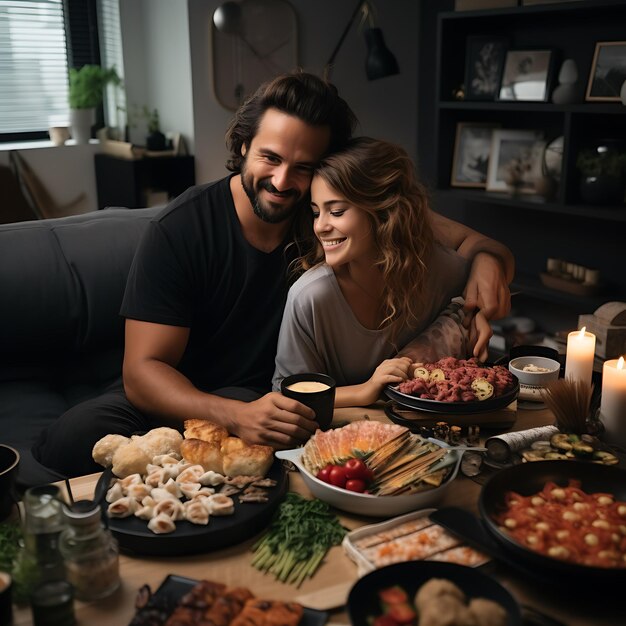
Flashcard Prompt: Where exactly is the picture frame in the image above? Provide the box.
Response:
[586,41,626,102]
[451,123,501,188]
[486,129,545,194]
[498,49,555,102]
[464,36,508,101]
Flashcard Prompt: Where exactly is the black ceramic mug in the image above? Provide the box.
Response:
[0,444,19,522]
[281,373,336,431]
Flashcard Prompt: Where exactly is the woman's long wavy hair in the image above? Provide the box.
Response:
[292,137,434,337]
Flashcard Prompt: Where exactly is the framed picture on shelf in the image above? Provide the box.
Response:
[451,123,501,188]
[486,129,545,194]
[464,36,508,101]
[498,49,555,102]
[586,41,626,101]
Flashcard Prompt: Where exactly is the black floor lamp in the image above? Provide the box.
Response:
[323,0,399,81]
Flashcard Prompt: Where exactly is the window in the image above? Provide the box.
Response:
[0,0,124,141]
[0,0,70,139]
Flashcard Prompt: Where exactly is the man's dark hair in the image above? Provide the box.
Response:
[225,70,358,172]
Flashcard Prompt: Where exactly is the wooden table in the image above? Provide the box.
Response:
[12,404,623,625]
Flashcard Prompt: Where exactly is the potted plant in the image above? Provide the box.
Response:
[577,142,626,205]
[141,107,167,151]
[68,65,120,144]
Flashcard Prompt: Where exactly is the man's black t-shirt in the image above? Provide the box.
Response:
[120,175,291,394]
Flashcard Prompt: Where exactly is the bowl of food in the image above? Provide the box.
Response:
[275,421,462,517]
[479,460,626,584]
[508,356,560,387]
[347,561,522,626]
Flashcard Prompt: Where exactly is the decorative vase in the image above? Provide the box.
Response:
[146,130,167,151]
[70,108,95,145]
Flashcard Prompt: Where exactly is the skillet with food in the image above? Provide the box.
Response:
[478,461,626,586]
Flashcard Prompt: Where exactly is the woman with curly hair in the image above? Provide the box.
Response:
[272,137,492,407]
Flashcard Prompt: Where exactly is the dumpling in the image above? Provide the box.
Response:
[152,453,181,466]
[135,504,155,521]
[141,495,156,508]
[150,488,178,502]
[199,470,226,487]
[107,497,137,518]
[207,494,235,516]
[145,468,167,489]
[105,481,124,503]
[126,483,152,501]
[184,499,210,525]
[92,434,130,468]
[176,464,205,484]
[468,598,507,626]
[154,498,185,521]
[418,594,470,626]
[162,478,183,499]
[179,482,202,500]
[147,513,176,534]
[415,578,465,612]
[120,473,143,493]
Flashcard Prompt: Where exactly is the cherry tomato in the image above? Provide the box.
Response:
[345,478,367,493]
[379,586,409,605]
[316,464,334,483]
[343,458,372,481]
[387,603,416,624]
[328,465,348,488]
[373,616,399,626]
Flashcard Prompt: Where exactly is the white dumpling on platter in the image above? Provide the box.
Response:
[198,470,225,487]
[162,478,183,499]
[153,497,185,521]
[178,482,201,500]
[176,464,205,484]
[119,473,143,493]
[126,482,152,502]
[147,512,176,534]
[207,493,234,516]
[107,496,138,518]
[184,499,210,525]
[105,481,124,503]
[145,468,167,489]
[150,487,178,502]
[152,453,181,466]
[135,504,155,521]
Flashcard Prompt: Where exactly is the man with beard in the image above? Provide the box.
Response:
[34,72,513,477]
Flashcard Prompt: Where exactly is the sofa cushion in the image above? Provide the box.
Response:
[0,206,160,383]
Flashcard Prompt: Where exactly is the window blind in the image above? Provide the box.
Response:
[0,0,70,135]
[97,0,125,137]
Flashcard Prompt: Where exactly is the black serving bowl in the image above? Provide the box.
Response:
[347,561,522,626]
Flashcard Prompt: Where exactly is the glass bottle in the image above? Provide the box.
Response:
[59,500,120,601]
[22,485,67,584]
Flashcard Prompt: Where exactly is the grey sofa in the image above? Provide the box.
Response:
[0,206,161,488]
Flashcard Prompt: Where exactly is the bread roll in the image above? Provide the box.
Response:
[92,434,130,467]
[183,419,228,445]
[221,437,273,478]
[180,438,224,474]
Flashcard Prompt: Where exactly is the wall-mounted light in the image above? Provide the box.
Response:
[324,0,399,81]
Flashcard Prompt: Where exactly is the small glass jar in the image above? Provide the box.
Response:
[59,500,120,601]
[22,485,67,584]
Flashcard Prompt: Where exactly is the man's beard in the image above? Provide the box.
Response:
[240,166,307,224]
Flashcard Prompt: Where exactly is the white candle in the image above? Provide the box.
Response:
[564,327,596,387]
[600,356,626,446]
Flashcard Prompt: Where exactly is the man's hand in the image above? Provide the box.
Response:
[463,252,511,321]
[229,392,318,449]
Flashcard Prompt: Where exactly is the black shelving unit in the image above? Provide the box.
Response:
[418,0,626,332]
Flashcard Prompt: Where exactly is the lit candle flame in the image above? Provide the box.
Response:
[579,327,586,338]
[618,356,625,370]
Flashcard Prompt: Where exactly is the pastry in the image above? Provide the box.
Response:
[180,438,224,473]
[183,419,228,445]
[221,437,273,478]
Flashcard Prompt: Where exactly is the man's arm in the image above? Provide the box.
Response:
[122,319,317,448]
[430,210,515,320]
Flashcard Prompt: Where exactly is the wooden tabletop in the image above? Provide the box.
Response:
[12,403,623,625]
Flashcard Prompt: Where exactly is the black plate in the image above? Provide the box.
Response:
[347,561,522,626]
[130,574,327,626]
[479,461,626,585]
[97,459,288,556]
[385,376,519,414]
